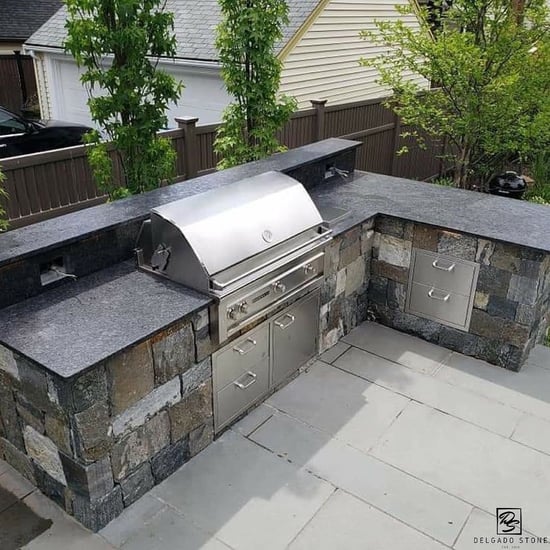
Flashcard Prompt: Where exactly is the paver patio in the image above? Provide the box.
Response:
[2,321,550,549]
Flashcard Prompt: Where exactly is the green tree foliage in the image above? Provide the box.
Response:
[361,0,550,189]
[64,0,183,199]
[215,0,297,169]
[0,166,8,231]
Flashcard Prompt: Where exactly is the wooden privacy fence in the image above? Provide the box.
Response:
[0,54,38,114]
[1,98,445,230]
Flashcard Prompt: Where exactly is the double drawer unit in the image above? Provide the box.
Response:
[405,249,480,331]
[212,290,320,433]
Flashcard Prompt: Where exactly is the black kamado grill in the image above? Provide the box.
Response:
[488,171,527,199]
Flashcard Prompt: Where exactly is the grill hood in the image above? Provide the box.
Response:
[140,171,327,295]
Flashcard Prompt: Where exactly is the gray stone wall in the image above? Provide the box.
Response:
[369,216,550,371]
[0,308,213,531]
[320,220,374,352]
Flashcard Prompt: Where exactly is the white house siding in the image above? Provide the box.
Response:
[34,52,231,127]
[32,53,53,119]
[279,0,427,108]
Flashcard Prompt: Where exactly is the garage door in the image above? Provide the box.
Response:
[51,58,94,126]
[50,57,230,127]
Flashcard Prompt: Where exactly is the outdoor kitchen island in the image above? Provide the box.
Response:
[1,138,550,531]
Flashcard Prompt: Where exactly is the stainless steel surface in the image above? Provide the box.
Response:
[272,290,320,387]
[406,249,479,331]
[234,371,257,390]
[408,281,471,330]
[215,253,324,343]
[411,250,479,297]
[215,325,269,390]
[149,171,324,283]
[210,227,331,295]
[213,290,320,433]
[233,338,257,356]
[428,288,451,302]
[215,357,269,433]
[317,205,351,228]
[213,324,270,432]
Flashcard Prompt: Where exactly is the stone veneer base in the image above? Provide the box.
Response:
[369,216,550,371]
[0,308,214,531]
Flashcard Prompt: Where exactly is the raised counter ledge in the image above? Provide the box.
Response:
[0,261,212,378]
[0,138,359,268]
[310,171,550,253]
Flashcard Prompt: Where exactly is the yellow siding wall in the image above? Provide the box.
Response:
[280,0,427,109]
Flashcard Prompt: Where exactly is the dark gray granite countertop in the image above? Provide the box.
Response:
[0,139,357,268]
[311,171,550,252]
[3,151,550,379]
[0,261,211,378]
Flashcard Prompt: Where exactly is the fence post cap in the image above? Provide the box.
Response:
[311,99,328,106]
[175,116,199,126]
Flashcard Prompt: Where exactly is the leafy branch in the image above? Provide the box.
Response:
[214,0,297,169]
[64,0,183,199]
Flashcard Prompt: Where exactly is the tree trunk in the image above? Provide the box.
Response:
[453,143,472,189]
[511,0,526,24]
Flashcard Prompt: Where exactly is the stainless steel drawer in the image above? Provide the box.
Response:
[214,324,269,390]
[411,250,478,296]
[271,290,320,387]
[408,282,472,330]
[215,357,269,432]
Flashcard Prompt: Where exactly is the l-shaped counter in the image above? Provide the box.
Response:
[0,139,549,530]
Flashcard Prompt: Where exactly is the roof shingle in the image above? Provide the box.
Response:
[26,0,322,61]
[0,0,63,42]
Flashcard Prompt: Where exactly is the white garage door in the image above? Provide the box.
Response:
[49,56,231,128]
[50,58,94,126]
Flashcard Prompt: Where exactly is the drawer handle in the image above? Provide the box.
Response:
[275,314,296,330]
[428,288,451,302]
[233,338,257,355]
[234,371,257,390]
[432,260,456,272]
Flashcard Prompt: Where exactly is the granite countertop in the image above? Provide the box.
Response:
[4,162,550,379]
[0,261,211,378]
[311,171,550,252]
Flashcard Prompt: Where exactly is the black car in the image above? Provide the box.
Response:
[0,106,92,159]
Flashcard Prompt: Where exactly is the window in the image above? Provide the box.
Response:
[0,110,27,136]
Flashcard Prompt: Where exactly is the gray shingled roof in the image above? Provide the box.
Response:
[26,0,322,61]
[0,0,62,41]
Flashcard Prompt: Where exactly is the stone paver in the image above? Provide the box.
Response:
[371,401,550,537]
[250,410,471,546]
[334,346,522,437]
[342,322,452,374]
[120,507,230,550]
[151,430,335,550]
[4,321,550,549]
[512,414,550,456]
[289,489,447,550]
[437,353,550,421]
[267,361,410,453]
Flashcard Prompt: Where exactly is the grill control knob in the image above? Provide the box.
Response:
[272,281,286,294]
[304,264,316,275]
[239,301,249,314]
[227,307,238,320]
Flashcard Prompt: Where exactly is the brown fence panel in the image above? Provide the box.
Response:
[324,99,394,140]
[196,124,219,175]
[1,145,107,229]
[1,97,448,231]
[393,129,444,181]
[278,110,317,149]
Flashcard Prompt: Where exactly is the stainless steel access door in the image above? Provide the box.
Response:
[271,290,320,387]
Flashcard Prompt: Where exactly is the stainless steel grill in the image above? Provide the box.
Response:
[136,171,332,344]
